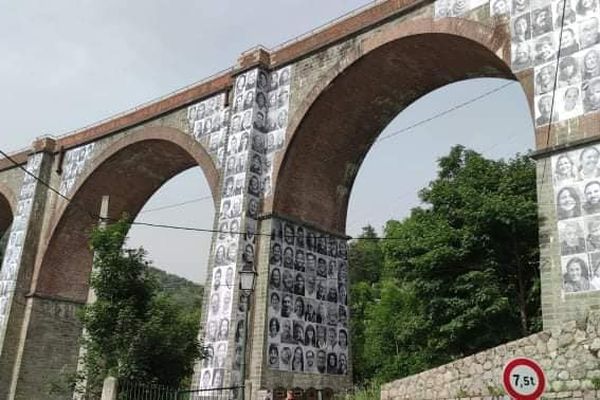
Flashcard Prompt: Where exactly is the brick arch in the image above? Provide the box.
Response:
[32,127,219,302]
[270,18,527,234]
[0,183,15,237]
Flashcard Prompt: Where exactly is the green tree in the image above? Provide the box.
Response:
[348,226,384,284]
[349,146,540,386]
[383,146,540,358]
[360,279,431,383]
[348,227,383,384]
[79,219,202,396]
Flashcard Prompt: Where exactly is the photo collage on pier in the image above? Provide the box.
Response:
[187,92,230,168]
[0,154,42,327]
[58,143,95,197]
[266,219,350,376]
[434,0,600,126]
[552,144,600,294]
[518,0,600,126]
[196,86,247,389]
[262,65,292,196]
[195,65,293,389]
[225,66,292,199]
[196,67,272,389]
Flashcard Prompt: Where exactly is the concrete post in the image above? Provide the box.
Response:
[100,376,118,400]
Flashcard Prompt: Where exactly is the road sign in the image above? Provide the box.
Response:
[502,357,546,400]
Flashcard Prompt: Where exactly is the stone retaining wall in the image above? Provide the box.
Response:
[381,311,600,399]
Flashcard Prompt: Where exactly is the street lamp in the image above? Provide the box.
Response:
[239,267,257,292]
[239,266,257,400]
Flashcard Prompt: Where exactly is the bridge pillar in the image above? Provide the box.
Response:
[244,215,352,398]
[191,56,280,391]
[0,141,73,400]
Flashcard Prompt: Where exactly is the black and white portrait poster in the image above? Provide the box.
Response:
[552,144,600,294]
[266,218,349,376]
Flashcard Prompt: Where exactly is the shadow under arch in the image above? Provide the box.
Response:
[33,127,219,303]
[272,25,530,234]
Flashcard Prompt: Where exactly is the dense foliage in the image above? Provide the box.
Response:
[77,220,204,397]
[148,266,204,320]
[349,146,541,386]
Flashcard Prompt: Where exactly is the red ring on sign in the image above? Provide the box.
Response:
[502,358,546,400]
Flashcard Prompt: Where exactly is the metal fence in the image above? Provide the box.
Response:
[118,380,178,400]
[177,387,242,400]
[117,381,242,400]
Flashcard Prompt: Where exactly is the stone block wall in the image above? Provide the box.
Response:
[381,311,600,400]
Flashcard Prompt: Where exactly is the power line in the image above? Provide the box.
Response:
[376,81,516,143]
[139,195,213,214]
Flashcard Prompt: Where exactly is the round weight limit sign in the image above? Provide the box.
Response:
[502,358,546,400]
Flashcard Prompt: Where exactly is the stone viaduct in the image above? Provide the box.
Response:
[0,0,599,399]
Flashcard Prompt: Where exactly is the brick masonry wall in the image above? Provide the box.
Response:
[13,297,83,400]
[381,311,600,400]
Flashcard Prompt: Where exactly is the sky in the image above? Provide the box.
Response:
[0,0,534,283]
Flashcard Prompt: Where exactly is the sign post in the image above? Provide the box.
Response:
[502,357,546,400]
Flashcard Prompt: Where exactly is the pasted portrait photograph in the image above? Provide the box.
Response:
[561,26,581,57]
[512,13,532,42]
[535,63,557,94]
[585,216,600,250]
[513,0,530,14]
[512,41,533,71]
[583,77,600,111]
[532,5,554,37]
[558,55,581,88]
[490,0,512,17]
[562,255,592,292]
[535,94,559,126]
[558,220,586,255]
[581,46,600,81]
[579,17,599,49]
[533,33,557,65]
[553,153,578,185]
[583,180,600,214]
[556,186,582,219]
